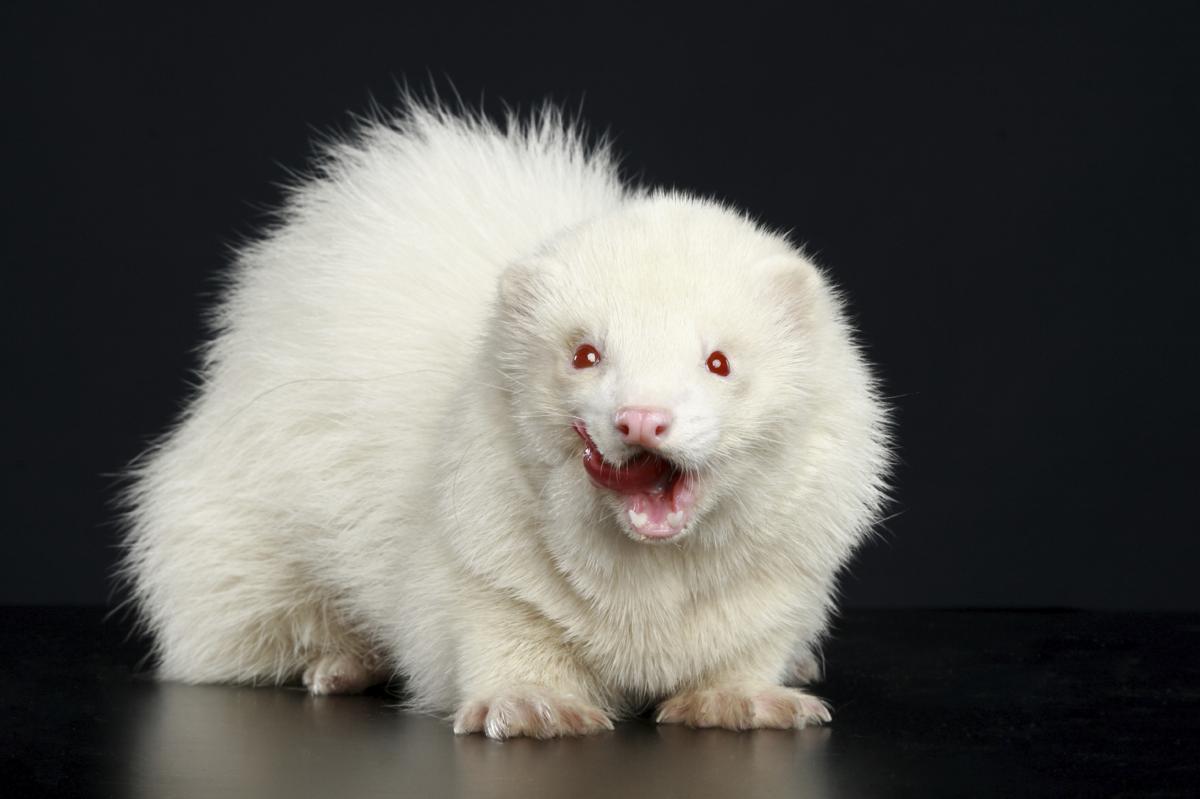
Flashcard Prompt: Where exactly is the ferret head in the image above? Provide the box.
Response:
[493,195,833,545]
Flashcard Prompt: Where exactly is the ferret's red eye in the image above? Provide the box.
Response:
[706,350,731,377]
[573,343,602,369]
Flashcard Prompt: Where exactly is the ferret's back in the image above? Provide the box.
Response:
[208,107,625,391]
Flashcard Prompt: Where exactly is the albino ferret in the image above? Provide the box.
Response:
[121,104,890,739]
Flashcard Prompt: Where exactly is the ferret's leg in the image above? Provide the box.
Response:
[152,577,382,694]
[788,644,824,685]
[656,635,832,730]
[302,650,388,696]
[131,506,382,691]
[450,594,612,739]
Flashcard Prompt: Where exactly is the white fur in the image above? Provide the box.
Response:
[119,102,890,737]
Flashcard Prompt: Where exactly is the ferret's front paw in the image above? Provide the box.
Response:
[453,684,614,740]
[656,685,832,731]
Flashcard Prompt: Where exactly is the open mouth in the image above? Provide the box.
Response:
[572,422,695,540]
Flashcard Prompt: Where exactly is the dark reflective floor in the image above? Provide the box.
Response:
[3,608,1197,797]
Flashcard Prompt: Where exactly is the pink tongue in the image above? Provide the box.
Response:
[574,423,675,494]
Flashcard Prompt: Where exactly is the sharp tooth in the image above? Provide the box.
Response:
[666,511,684,528]
[629,510,649,528]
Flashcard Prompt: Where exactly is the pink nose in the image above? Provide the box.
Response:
[614,407,673,449]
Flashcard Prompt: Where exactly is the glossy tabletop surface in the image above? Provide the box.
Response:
[4,608,1197,797]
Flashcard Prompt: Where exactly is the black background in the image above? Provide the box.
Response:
[5,2,1197,609]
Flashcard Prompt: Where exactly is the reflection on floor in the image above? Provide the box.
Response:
[3,609,1197,797]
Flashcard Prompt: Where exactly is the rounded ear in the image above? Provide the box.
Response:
[497,263,546,319]
[759,254,827,330]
